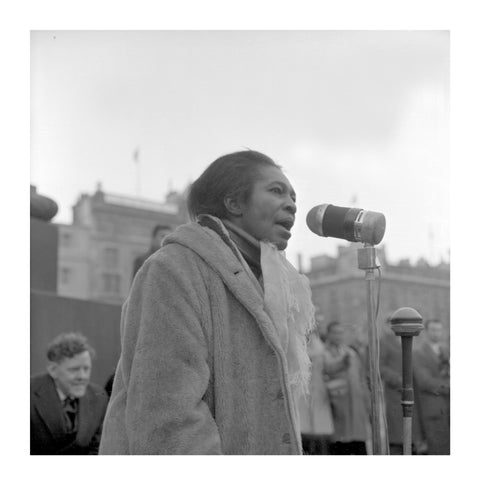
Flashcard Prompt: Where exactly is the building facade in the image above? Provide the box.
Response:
[307,243,450,346]
[56,185,188,304]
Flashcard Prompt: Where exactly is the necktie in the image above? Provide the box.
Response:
[63,397,78,433]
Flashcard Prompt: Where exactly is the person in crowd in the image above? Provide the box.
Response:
[132,223,171,280]
[298,324,334,454]
[104,371,115,398]
[323,321,371,454]
[379,317,424,454]
[413,318,450,454]
[30,332,109,454]
[99,150,316,455]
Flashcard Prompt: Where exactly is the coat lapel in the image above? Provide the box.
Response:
[33,375,67,439]
[170,219,285,355]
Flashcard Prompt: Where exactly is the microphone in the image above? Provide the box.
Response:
[306,204,386,245]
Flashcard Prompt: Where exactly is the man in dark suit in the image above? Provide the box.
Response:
[413,319,450,455]
[31,333,109,454]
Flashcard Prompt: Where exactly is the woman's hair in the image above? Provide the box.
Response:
[187,150,281,220]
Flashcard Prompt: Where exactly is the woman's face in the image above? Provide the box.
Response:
[232,165,297,250]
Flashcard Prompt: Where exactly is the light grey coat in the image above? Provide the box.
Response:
[99,218,303,454]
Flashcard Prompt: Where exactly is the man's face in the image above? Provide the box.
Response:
[233,165,297,250]
[48,350,92,398]
[426,321,444,344]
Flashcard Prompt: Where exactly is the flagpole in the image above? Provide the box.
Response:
[133,147,140,197]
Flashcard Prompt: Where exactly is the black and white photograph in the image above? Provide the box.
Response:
[5,0,479,482]
[29,28,450,455]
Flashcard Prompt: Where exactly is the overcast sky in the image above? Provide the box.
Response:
[30,30,449,268]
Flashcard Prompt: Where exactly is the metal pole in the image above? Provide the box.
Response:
[365,269,382,454]
[401,336,414,455]
[358,244,384,454]
[389,308,424,456]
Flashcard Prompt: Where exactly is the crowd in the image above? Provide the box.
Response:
[30,150,450,455]
[299,317,450,455]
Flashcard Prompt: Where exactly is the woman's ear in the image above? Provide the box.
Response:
[224,195,244,217]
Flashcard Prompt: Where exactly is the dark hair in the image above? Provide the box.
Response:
[326,321,341,333]
[152,224,171,237]
[187,150,281,220]
[46,332,95,363]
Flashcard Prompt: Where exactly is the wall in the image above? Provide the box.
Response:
[30,291,122,387]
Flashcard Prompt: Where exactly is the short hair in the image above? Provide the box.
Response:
[152,224,171,237]
[46,333,95,363]
[187,150,281,220]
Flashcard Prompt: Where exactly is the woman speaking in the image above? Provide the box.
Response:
[99,150,315,454]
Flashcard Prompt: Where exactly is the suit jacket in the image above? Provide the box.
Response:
[413,341,450,419]
[413,340,450,454]
[31,373,108,455]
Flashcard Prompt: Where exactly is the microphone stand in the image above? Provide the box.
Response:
[357,243,386,454]
[389,308,424,455]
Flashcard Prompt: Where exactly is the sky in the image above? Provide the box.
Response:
[30,30,449,269]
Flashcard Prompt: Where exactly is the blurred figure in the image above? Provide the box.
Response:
[104,371,115,398]
[30,333,108,454]
[299,327,334,454]
[323,321,371,454]
[413,319,450,454]
[380,318,424,454]
[132,224,171,280]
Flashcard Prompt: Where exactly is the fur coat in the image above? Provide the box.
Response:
[99,219,304,454]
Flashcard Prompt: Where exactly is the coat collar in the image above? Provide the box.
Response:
[163,218,286,357]
[32,374,66,439]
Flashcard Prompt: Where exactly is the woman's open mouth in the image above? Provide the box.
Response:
[275,218,294,237]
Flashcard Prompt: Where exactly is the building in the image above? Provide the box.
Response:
[307,243,450,346]
[56,184,188,304]
[31,185,122,386]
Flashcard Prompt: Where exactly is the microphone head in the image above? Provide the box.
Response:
[360,210,386,246]
[306,203,386,245]
[306,204,329,237]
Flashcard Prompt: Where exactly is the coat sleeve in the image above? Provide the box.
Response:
[379,339,402,389]
[120,249,222,454]
[87,390,109,455]
[413,350,449,396]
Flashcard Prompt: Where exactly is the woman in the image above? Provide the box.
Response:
[298,326,334,454]
[99,150,315,454]
[322,321,371,455]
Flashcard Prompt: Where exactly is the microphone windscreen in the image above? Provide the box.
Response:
[306,203,386,245]
[306,204,329,236]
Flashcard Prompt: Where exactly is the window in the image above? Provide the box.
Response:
[103,273,121,294]
[60,267,72,285]
[104,247,119,269]
[60,232,72,247]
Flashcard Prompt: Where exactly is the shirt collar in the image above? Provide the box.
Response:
[56,386,68,402]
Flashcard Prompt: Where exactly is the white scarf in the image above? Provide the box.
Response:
[220,218,316,404]
[260,240,316,400]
